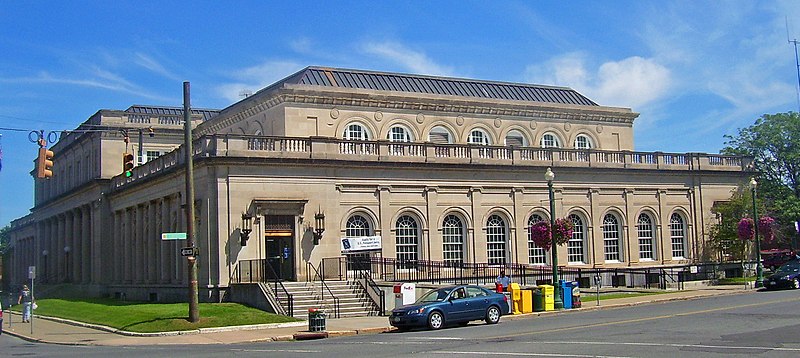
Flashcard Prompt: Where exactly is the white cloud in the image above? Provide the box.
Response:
[134,52,180,80]
[360,41,454,76]
[216,60,304,103]
[525,53,671,109]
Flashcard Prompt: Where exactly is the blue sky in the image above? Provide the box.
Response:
[1,1,800,226]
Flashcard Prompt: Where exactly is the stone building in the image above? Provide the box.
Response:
[6,66,751,302]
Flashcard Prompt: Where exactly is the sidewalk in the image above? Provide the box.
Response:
[1,285,751,346]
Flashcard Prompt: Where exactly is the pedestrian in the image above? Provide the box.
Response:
[17,285,34,323]
[496,270,511,292]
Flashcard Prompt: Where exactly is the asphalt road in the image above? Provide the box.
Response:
[3,289,800,357]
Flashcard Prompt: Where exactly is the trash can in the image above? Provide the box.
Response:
[560,280,573,309]
[532,288,544,312]
[308,308,326,332]
[571,282,581,308]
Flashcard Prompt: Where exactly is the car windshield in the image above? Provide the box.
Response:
[417,287,454,303]
[776,263,800,273]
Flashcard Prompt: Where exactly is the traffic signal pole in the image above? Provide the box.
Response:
[183,81,199,323]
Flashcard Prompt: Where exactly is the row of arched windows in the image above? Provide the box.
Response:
[343,211,688,266]
[343,122,594,150]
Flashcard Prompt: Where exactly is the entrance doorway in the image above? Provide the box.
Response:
[264,215,295,281]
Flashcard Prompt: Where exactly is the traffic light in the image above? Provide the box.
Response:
[122,152,134,177]
[36,147,54,179]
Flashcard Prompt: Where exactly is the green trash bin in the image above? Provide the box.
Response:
[532,288,544,312]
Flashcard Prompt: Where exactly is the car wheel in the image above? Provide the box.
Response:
[794,278,800,289]
[485,305,501,324]
[428,311,444,330]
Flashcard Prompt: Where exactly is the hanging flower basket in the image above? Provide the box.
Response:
[737,217,754,241]
[530,221,552,251]
[529,218,574,250]
[758,216,775,243]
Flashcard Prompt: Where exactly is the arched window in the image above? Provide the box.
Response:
[346,214,372,237]
[568,214,586,264]
[540,132,561,148]
[527,213,546,265]
[468,129,491,145]
[574,134,593,149]
[637,213,655,260]
[343,123,369,140]
[486,214,507,265]
[505,130,527,147]
[603,214,622,262]
[395,215,419,268]
[670,213,686,259]
[442,214,464,266]
[428,126,453,144]
[388,125,413,142]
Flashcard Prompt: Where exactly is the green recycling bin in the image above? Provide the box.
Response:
[532,288,544,312]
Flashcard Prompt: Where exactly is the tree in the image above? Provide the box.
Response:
[0,225,9,256]
[707,187,755,262]
[722,112,800,248]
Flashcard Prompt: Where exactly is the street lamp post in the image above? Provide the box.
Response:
[751,177,764,288]
[546,167,564,309]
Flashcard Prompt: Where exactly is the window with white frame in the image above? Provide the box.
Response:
[146,150,161,163]
[468,129,491,145]
[527,213,547,265]
[388,125,413,142]
[568,214,586,263]
[574,134,593,149]
[442,214,464,266]
[486,214,507,265]
[395,215,419,268]
[346,214,372,237]
[637,213,655,260]
[344,123,369,140]
[670,213,686,259]
[540,132,561,148]
[603,214,622,262]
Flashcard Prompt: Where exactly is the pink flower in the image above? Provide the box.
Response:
[738,218,754,241]
[758,216,775,243]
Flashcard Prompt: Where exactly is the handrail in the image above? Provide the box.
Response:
[356,271,385,316]
[232,259,294,317]
[306,262,341,319]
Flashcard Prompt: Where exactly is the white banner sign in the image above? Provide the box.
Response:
[341,236,382,252]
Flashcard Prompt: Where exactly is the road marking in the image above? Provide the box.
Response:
[527,340,800,352]
[432,351,630,358]
[485,296,800,341]
[232,349,322,353]
[418,337,465,340]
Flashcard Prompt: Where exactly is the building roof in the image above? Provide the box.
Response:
[125,105,220,122]
[276,66,598,106]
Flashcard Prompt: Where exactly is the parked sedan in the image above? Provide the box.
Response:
[389,285,509,330]
[765,261,800,289]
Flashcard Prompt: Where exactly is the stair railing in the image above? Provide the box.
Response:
[306,261,341,318]
[232,259,293,316]
[356,270,385,316]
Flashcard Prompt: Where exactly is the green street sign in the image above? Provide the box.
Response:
[161,232,187,241]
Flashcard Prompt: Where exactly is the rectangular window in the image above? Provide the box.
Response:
[146,150,161,162]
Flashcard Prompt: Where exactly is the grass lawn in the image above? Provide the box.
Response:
[717,277,757,285]
[11,298,300,333]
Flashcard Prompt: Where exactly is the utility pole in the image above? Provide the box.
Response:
[184,81,199,322]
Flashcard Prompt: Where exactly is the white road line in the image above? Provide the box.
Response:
[417,337,465,340]
[521,341,800,352]
[232,349,322,353]
[433,351,630,358]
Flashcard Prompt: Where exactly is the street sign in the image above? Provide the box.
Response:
[181,247,198,257]
[28,266,36,279]
[162,232,187,241]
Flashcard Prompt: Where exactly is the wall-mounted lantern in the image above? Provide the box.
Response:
[313,211,325,245]
[240,212,253,246]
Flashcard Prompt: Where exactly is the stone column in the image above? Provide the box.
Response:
[588,189,601,267]
[623,188,635,265]
[72,208,82,283]
[135,205,144,283]
[82,205,91,283]
[469,187,483,264]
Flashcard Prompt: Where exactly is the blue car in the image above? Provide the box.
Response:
[389,285,510,330]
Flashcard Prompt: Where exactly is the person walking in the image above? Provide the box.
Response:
[17,285,34,323]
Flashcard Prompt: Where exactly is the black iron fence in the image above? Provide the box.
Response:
[321,257,745,290]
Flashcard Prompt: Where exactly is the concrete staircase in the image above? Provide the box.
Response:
[280,281,381,319]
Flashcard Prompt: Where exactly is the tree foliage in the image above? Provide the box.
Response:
[0,225,9,256]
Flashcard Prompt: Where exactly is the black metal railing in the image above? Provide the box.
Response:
[306,262,340,319]
[233,259,294,316]
[320,256,739,290]
[355,270,385,316]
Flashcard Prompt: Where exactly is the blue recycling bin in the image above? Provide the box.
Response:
[560,280,573,309]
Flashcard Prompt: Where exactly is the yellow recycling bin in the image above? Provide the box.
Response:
[509,283,522,314]
[540,284,555,311]
[520,288,533,313]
